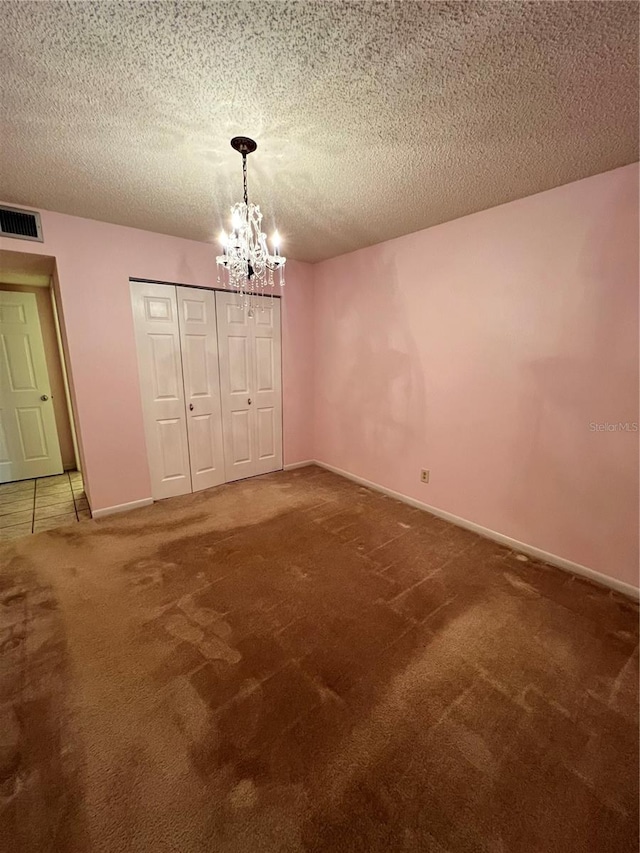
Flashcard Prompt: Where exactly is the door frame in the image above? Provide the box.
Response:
[129,278,284,495]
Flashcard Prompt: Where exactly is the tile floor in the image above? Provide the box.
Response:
[0,470,90,540]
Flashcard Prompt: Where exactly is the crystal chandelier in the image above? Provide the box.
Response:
[216,136,286,307]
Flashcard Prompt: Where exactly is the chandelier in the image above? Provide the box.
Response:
[216,136,286,307]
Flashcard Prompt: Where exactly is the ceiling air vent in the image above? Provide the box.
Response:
[0,205,43,242]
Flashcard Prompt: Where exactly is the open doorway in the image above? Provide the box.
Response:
[0,249,80,484]
[0,249,88,539]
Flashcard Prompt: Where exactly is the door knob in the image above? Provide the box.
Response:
[40,394,49,401]
[189,403,194,411]
[248,398,252,405]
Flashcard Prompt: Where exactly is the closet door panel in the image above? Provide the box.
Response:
[255,336,275,391]
[252,297,282,476]
[131,282,192,499]
[256,406,275,460]
[216,292,282,482]
[157,417,188,479]
[230,409,252,464]
[190,414,217,473]
[216,292,256,482]
[183,335,208,395]
[228,336,250,393]
[177,287,225,492]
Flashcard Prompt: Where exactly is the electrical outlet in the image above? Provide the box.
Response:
[420,469,430,483]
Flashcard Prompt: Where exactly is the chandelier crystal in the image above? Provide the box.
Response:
[216,136,286,308]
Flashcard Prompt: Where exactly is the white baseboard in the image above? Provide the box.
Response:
[284,460,316,470]
[91,497,154,519]
[313,460,639,601]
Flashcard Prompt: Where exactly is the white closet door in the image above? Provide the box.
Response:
[176,287,225,492]
[131,282,192,499]
[215,295,253,481]
[215,292,282,482]
[252,298,283,476]
[0,291,63,482]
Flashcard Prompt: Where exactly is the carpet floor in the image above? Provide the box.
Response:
[0,465,637,853]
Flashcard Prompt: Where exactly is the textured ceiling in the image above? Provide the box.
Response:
[1,1,638,263]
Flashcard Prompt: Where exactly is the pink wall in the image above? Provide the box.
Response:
[281,259,314,464]
[313,164,639,588]
[0,212,314,510]
[2,164,636,589]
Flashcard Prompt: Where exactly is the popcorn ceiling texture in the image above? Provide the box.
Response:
[1,1,638,263]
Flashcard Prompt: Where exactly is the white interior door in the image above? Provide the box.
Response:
[131,282,192,500]
[252,298,283,476]
[216,292,283,482]
[0,291,63,482]
[176,287,225,492]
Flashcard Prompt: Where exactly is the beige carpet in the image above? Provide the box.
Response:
[0,465,637,853]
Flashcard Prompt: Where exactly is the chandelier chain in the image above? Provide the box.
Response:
[242,154,248,206]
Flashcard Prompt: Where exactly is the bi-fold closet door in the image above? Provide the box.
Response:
[131,282,282,500]
[215,290,283,482]
[131,282,225,499]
